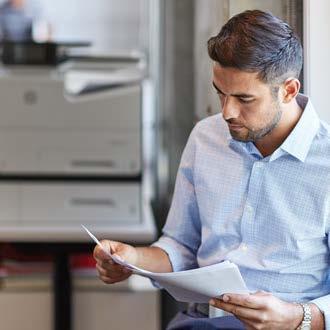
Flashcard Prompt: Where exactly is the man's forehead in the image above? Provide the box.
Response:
[212,81,257,98]
[212,65,268,94]
[212,63,260,79]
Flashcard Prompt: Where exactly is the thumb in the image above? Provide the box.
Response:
[95,240,122,258]
[93,240,112,261]
[112,242,137,265]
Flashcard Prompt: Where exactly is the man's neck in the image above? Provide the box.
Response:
[254,100,303,157]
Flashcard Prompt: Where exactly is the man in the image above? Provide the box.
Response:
[0,0,34,41]
[0,0,50,42]
[94,10,330,330]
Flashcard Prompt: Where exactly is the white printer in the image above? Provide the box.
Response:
[0,43,156,242]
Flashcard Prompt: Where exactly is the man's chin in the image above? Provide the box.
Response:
[229,130,249,142]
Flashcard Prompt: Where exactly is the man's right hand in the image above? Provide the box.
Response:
[93,240,138,284]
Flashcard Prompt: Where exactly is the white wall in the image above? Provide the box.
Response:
[228,0,283,18]
[38,0,149,53]
[194,0,225,121]
[304,0,330,123]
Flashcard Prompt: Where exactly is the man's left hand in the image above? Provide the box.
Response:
[210,291,322,330]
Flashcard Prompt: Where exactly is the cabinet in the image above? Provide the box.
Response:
[0,275,160,330]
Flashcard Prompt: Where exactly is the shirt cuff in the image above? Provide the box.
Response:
[311,295,330,329]
[151,235,198,272]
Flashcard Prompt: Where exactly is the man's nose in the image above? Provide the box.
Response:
[221,97,240,121]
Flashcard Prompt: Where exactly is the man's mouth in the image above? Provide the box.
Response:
[228,123,244,130]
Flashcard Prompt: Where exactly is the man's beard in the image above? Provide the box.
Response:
[227,104,282,142]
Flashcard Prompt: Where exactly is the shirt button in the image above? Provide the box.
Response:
[240,243,248,251]
[246,204,254,213]
[254,162,263,169]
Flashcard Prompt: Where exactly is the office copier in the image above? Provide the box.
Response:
[0,42,156,243]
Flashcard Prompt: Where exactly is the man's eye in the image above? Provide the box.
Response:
[239,98,254,104]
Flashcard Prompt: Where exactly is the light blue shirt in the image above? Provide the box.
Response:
[153,94,330,326]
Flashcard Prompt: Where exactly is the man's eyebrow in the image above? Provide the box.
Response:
[212,82,222,93]
[212,81,255,98]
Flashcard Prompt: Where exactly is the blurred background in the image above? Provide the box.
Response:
[0,1,329,329]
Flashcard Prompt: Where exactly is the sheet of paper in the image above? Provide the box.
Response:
[65,68,144,95]
[82,225,249,303]
[81,225,151,274]
[149,262,249,303]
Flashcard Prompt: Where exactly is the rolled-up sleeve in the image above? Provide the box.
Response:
[152,125,201,272]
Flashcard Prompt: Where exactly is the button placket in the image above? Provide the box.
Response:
[240,161,266,242]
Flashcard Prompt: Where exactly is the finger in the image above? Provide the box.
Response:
[93,240,119,258]
[96,261,131,277]
[95,263,108,277]
[101,240,125,256]
[220,293,267,309]
[96,263,123,277]
[96,265,131,283]
[97,259,125,271]
[210,300,262,321]
[93,244,114,263]
[99,240,114,254]
[97,258,131,272]
[99,240,133,266]
[99,275,125,284]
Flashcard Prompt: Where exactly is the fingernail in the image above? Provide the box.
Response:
[209,299,215,306]
[222,295,229,302]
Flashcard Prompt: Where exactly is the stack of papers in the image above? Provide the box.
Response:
[82,225,249,303]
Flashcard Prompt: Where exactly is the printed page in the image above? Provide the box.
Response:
[82,225,249,303]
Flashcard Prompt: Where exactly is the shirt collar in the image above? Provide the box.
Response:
[228,136,263,159]
[277,94,320,162]
[227,94,320,162]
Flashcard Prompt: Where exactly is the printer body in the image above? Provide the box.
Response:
[0,57,156,242]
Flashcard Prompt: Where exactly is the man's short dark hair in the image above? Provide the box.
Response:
[207,10,303,85]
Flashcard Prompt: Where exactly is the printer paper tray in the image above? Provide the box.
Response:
[0,182,140,225]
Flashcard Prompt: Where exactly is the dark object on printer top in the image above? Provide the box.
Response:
[0,41,90,65]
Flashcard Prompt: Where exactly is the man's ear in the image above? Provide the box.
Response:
[281,78,301,103]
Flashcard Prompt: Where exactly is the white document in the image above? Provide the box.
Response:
[65,67,145,95]
[82,225,249,303]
